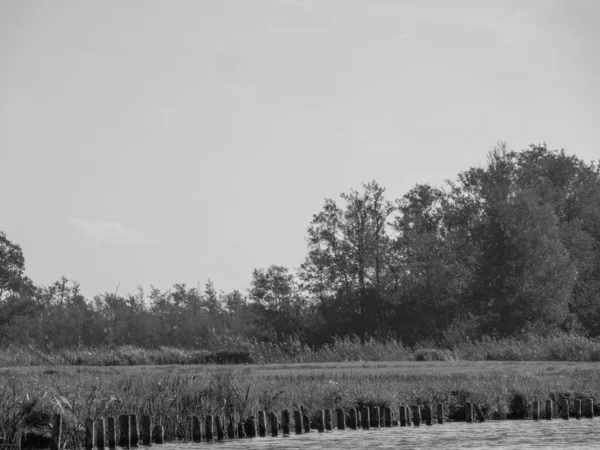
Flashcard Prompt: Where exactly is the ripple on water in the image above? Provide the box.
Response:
[157,420,599,449]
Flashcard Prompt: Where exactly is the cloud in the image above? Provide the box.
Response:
[68,217,137,244]
[389,32,410,45]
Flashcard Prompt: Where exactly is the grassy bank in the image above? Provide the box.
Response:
[3,332,600,367]
[2,361,600,448]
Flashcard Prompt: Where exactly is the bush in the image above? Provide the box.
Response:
[414,348,448,361]
[205,351,254,364]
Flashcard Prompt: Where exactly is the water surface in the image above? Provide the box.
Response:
[160,420,599,449]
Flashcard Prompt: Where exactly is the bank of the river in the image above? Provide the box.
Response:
[2,361,600,448]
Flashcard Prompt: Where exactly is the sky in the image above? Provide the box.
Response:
[1,0,599,299]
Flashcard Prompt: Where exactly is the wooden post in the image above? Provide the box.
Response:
[294,411,303,434]
[118,415,130,448]
[152,425,164,444]
[561,399,569,420]
[206,415,215,440]
[303,412,310,433]
[412,405,421,426]
[384,407,392,427]
[325,409,332,431]
[282,410,291,434]
[227,415,236,439]
[465,403,473,423]
[139,416,150,446]
[406,405,412,424]
[130,415,139,447]
[237,422,246,438]
[107,417,116,448]
[361,406,370,429]
[216,416,224,440]
[258,411,267,437]
[96,418,105,449]
[349,408,358,429]
[336,409,346,430]
[545,400,553,420]
[399,406,408,426]
[271,412,279,436]
[532,401,540,421]
[424,405,433,426]
[574,399,582,419]
[370,406,380,428]
[85,418,95,450]
[192,415,202,442]
[584,399,594,419]
[51,414,62,450]
[316,410,325,432]
[437,404,444,424]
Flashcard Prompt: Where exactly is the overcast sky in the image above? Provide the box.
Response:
[1,0,599,298]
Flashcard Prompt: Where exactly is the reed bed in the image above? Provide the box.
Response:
[2,362,600,448]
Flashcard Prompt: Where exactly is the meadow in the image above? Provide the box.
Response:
[3,358,600,448]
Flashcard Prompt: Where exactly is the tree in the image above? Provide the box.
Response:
[299,181,396,339]
[0,231,32,298]
[250,265,307,340]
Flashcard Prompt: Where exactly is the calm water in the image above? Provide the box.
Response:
[160,420,600,449]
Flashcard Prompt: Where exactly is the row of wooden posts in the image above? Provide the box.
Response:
[50,398,594,449]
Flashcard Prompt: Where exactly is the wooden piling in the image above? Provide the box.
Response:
[152,425,164,444]
[192,415,202,442]
[206,415,215,440]
[271,412,279,436]
[574,399,582,419]
[118,415,130,448]
[85,418,95,450]
[50,414,62,450]
[107,417,116,448]
[303,412,310,433]
[227,415,236,439]
[349,408,358,429]
[316,410,325,432]
[561,399,569,420]
[405,405,412,425]
[245,417,256,438]
[437,404,444,424]
[258,411,267,437]
[361,406,370,429]
[216,416,224,440]
[370,406,380,428]
[140,416,151,446]
[545,400,553,420]
[282,410,291,434]
[532,401,540,421]
[384,407,392,427]
[294,411,303,434]
[96,418,105,449]
[399,406,408,426]
[424,405,433,426]
[465,403,473,423]
[412,405,421,426]
[336,409,346,430]
[237,422,246,438]
[130,415,139,447]
[584,399,594,419]
[325,409,332,430]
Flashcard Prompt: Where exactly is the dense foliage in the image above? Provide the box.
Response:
[1,144,599,350]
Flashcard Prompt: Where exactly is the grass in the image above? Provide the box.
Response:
[4,331,600,368]
[2,361,600,448]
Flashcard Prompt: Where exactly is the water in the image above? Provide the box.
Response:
[160,420,599,449]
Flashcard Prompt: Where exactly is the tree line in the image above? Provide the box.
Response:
[1,143,600,350]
